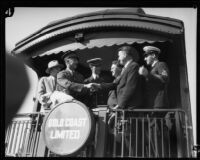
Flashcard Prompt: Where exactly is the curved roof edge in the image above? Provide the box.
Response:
[13,8,184,53]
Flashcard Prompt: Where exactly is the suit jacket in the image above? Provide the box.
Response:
[145,61,169,108]
[56,69,87,102]
[84,75,108,108]
[107,78,119,108]
[101,61,143,109]
[37,76,56,109]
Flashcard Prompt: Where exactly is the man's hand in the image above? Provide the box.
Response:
[84,83,101,92]
[108,112,116,125]
[41,92,51,103]
[139,66,148,77]
[112,105,119,110]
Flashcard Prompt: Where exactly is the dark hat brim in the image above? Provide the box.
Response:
[61,51,79,61]
[45,64,64,74]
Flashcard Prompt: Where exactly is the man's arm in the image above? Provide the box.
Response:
[148,62,169,84]
[37,78,47,103]
[57,71,92,92]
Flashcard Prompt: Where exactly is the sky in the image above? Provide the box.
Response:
[5,7,197,145]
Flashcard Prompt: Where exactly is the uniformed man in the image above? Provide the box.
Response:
[139,45,170,157]
[56,51,92,103]
[84,58,109,108]
[139,45,170,108]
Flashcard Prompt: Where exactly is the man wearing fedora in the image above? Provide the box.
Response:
[56,51,92,103]
[84,58,109,108]
[37,60,64,111]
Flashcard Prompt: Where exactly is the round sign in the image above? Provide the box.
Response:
[43,100,95,156]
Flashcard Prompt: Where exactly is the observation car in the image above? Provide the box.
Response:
[5,8,194,157]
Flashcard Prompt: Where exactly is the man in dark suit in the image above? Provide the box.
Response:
[92,45,143,110]
[107,60,123,109]
[91,46,143,157]
[56,51,92,103]
[106,60,123,156]
[84,58,109,108]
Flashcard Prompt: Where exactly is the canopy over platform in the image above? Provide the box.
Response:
[12,8,183,58]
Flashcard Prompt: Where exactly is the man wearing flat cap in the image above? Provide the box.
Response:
[139,45,170,108]
[84,58,109,108]
[37,60,64,111]
[56,51,92,103]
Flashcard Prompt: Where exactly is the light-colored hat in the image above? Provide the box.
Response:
[143,46,161,56]
[45,60,64,74]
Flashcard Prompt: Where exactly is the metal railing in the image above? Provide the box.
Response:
[5,112,45,157]
[5,108,192,157]
[107,108,191,158]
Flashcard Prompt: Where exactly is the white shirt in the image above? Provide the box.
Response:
[92,73,99,80]
[121,59,133,75]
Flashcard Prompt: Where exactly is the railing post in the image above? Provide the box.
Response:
[175,111,184,157]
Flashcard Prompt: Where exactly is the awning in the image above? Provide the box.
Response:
[33,37,170,58]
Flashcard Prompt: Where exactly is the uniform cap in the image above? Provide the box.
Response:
[143,46,161,56]
[61,51,79,61]
[87,58,102,67]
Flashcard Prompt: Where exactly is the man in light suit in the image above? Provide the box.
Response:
[37,60,64,111]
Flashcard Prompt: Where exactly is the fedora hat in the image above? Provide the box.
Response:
[45,60,64,74]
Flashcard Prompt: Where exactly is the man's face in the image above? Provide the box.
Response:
[144,53,155,66]
[65,58,78,70]
[118,50,127,65]
[50,67,61,77]
[91,66,101,75]
[111,64,122,78]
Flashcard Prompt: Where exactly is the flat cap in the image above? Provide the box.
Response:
[143,46,161,56]
[87,58,102,66]
[61,51,79,61]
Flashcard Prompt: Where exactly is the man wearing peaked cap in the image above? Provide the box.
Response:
[143,46,161,56]
[61,50,79,61]
[139,45,169,108]
[84,58,109,108]
[37,60,64,111]
[56,51,93,104]
[139,46,170,157]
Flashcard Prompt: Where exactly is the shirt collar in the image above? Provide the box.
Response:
[124,59,132,69]
[92,73,99,80]
[66,68,74,75]
[152,60,158,67]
